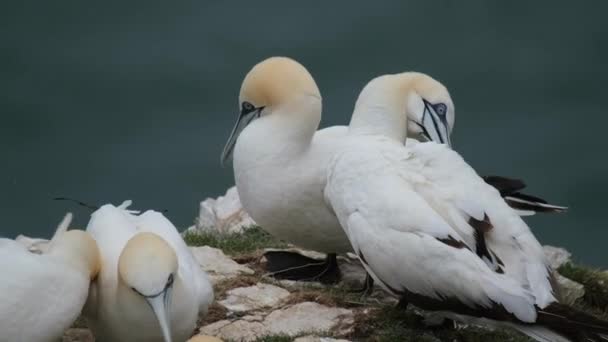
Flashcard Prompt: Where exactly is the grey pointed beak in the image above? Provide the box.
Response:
[221,107,263,166]
[145,287,173,342]
[418,100,451,147]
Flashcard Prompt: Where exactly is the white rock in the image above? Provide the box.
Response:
[15,235,50,254]
[199,318,266,342]
[189,187,256,235]
[543,245,572,269]
[199,302,355,341]
[264,302,354,337]
[555,273,585,305]
[190,246,254,284]
[219,283,290,313]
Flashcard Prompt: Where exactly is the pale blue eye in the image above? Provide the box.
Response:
[241,101,255,113]
[433,103,447,116]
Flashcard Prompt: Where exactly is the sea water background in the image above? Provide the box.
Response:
[1,2,606,266]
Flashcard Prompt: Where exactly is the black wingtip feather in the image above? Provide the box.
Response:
[537,302,608,341]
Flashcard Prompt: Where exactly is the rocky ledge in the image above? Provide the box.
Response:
[16,187,608,341]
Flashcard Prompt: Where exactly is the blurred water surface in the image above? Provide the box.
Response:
[1,1,606,266]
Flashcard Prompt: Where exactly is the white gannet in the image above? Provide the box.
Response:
[323,73,608,341]
[0,213,100,342]
[221,57,348,283]
[221,57,564,284]
[84,201,213,342]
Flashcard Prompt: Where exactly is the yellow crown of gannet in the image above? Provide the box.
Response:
[240,56,321,109]
[324,73,606,341]
[118,232,178,297]
[222,57,322,165]
[85,202,214,342]
[0,213,101,342]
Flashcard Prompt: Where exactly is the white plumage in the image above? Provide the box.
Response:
[324,135,550,320]
[0,213,100,342]
[84,201,213,342]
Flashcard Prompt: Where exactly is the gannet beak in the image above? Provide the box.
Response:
[145,288,173,342]
[221,106,264,166]
[418,100,452,147]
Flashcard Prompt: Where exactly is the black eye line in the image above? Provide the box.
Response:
[166,273,174,289]
[131,273,175,298]
[241,101,256,115]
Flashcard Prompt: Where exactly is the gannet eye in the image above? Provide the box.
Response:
[241,101,256,114]
[166,273,174,288]
[433,103,447,116]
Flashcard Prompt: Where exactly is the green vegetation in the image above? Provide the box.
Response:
[252,335,293,342]
[353,306,532,342]
[183,226,287,256]
[558,262,608,314]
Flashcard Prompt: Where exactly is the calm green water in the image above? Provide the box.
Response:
[1,1,606,266]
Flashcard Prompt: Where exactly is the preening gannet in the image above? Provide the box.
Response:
[84,201,213,342]
[0,213,100,342]
[323,73,608,341]
[221,57,564,284]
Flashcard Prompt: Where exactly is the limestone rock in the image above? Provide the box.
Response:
[264,302,354,336]
[199,302,355,341]
[188,187,256,235]
[199,318,266,342]
[62,328,94,342]
[219,283,290,313]
[190,246,254,284]
[543,245,572,269]
[187,335,224,342]
[555,273,585,305]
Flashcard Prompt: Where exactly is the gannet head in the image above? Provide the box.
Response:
[52,229,101,280]
[221,56,321,165]
[396,72,454,146]
[118,232,178,342]
[352,72,454,146]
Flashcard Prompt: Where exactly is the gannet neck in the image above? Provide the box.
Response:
[48,230,101,280]
[266,94,322,148]
[349,75,409,142]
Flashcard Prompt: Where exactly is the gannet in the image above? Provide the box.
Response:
[0,213,100,342]
[221,57,348,283]
[221,57,564,284]
[323,73,608,341]
[84,201,213,342]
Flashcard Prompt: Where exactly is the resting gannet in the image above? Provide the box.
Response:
[84,201,213,342]
[221,57,564,284]
[0,213,100,342]
[323,73,608,342]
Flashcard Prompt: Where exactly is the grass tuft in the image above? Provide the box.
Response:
[351,306,533,342]
[252,335,293,342]
[183,226,287,256]
[558,262,608,313]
